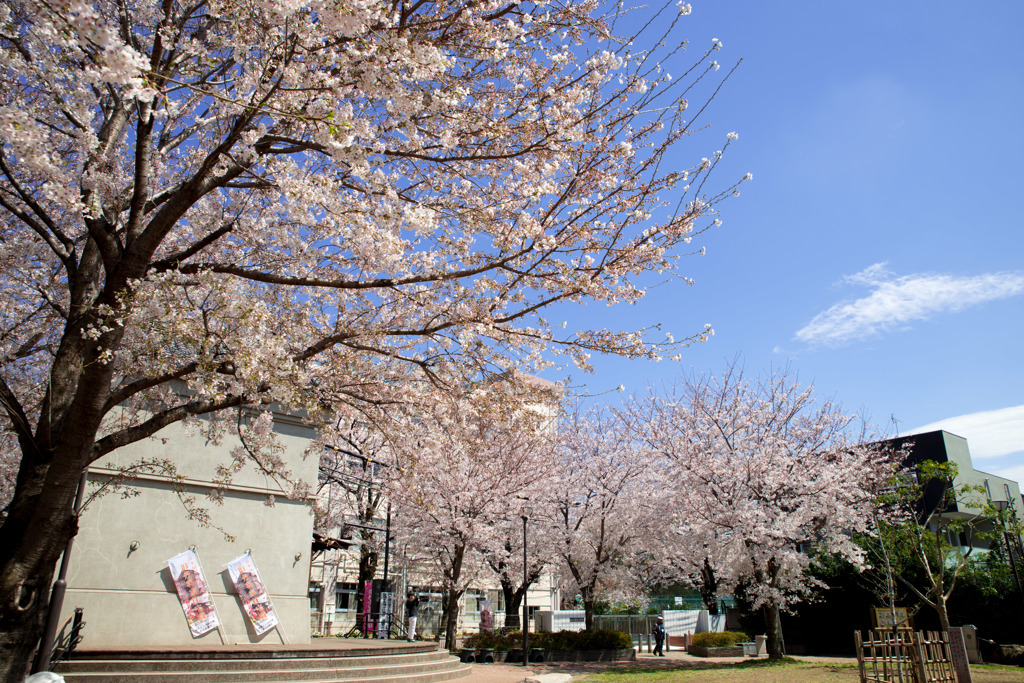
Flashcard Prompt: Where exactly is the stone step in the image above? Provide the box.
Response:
[54,645,471,683]
[55,663,473,683]
[60,651,453,673]
[64,644,441,661]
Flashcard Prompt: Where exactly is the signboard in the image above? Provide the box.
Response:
[362,581,373,633]
[873,607,910,629]
[948,627,973,683]
[167,549,220,637]
[226,553,280,636]
[377,592,393,639]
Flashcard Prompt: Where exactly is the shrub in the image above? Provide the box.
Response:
[691,631,748,648]
[529,629,633,650]
[460,632,498,650]
[462,628,632,651]
[461,630,523,651]
[578,629,635,650]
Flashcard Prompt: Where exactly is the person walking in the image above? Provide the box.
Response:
[405,590,420,642]
[652,616,666,656]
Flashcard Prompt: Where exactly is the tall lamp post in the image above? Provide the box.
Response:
[522,505,531,667]
[993,500,1024,604]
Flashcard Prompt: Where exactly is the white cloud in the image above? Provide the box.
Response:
[906,404,1024,461]
[795,263,1024,346]
[990,463,1024,485]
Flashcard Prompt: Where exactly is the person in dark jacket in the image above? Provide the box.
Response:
[405,590,420,641]
[652,616,666,656]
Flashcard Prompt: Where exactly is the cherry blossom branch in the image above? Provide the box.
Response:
[90,392,254,460]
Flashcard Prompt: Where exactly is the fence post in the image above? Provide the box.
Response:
[917,630,933,683]
[854,631,866,683]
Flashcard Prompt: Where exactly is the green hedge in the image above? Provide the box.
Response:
[690,631,748,648]
[534,629,634,650]
[460,631,515,651]
[461,629,632,651]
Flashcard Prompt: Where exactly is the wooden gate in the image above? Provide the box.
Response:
[855,629,959,683]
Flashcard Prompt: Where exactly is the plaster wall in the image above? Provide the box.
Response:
[58,411,318,648]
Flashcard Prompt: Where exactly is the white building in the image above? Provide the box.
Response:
[56,408,318,648]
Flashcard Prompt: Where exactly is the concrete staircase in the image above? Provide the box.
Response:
[54,643,472,683]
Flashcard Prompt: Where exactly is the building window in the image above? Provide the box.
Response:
[335,582,358,611]
[984,479,991,499]
[487,589,505,612]
[308,582,322,611]
[1006,483,1013,501]
[465,588,485,615]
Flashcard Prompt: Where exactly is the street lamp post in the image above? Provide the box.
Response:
[522,506,531,667]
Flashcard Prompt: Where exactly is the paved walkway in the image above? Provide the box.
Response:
[72,638,857,682]
[458,650,859,683]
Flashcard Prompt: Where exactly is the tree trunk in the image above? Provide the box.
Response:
[0,512,75,680]
[440,543,466,651]
[583,596,596,631]
[501,580,522,629]
[441,587,463,651]
[763,603,785,660]
[0,251,142,683]
[699,558,719,615]
[933,594,951,632]
[0,554,57,683]
[0,445,89,683]
[355,535,379,625]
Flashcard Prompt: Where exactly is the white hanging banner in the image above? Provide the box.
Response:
[226,552,280,636]
[167,549,220,637]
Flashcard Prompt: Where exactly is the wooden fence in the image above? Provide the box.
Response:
[855,629,959,683]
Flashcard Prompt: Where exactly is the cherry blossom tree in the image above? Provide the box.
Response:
[317,421,393,623]
[548,403,667,631]
[632,364,892,659]
[0,0,743,671]
[483,508,557,630]
[385,376,557,650]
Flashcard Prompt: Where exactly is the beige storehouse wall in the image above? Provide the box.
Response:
[58,410,318,648]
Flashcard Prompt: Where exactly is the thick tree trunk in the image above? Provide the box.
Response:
[501,580,522,630]
[441,588,463,651]
[0,246,132,683]
[441,543,465,651]
[355,537,379,626]
[0,559,55,683]
[699,558,719,615]
[763,603,785,660]
[0,456,83,683]
[583,597,596,631]
[582,580,597,632]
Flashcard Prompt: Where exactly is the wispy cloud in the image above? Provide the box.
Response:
[990,463,1024,485]
[795,263,1024,346]
[907,404,1024,461]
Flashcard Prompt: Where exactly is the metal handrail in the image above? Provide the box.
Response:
[341,610,406,639]
[49,608,85,668]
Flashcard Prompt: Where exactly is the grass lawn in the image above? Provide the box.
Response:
[578,658,1024,682]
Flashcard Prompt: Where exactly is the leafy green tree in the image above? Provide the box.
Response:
[947,553,1024,643]
[870,461,990,631]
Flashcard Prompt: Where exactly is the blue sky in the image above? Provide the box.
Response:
[541,2,1024,483]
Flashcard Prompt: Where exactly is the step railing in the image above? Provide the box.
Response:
[49,608,85,668]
